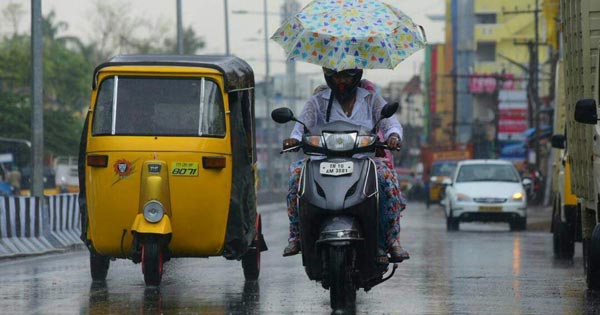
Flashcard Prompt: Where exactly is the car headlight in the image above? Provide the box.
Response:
[456,193,471,202]
[304,135,323,147]
[512,192,524,201]
[323,132,357,151]
[356,135,376,148]
[143,200,165,223]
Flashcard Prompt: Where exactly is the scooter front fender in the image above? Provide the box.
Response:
[131,214,172,235]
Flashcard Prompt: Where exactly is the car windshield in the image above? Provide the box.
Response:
[92,76,225,137]
[431,162,457,177]
[456,164,520,183]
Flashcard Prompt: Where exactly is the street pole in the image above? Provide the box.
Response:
[224,0,230,55]
[176,0,183,54]
[31,0,43,198]
[533,0,541,168]
[263,0,272,190]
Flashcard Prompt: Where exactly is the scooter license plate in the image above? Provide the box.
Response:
[320,161,353,176]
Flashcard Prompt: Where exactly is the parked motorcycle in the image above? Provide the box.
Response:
[271,103,399,311]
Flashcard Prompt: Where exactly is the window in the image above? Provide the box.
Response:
[476,42,496,62]
[92,76,225,137]
[475,13,496,24]
[456,164,519,183]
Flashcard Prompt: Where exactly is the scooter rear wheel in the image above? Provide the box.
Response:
[142,241,163,286]
[327,246,356,311]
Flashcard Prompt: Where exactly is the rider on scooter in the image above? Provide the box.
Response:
[281,67,409,263]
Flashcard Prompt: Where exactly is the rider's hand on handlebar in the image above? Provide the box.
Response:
[386,133,402,151]
[282,138,300,151]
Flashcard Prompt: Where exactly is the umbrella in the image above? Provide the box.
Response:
[271,0,427,71]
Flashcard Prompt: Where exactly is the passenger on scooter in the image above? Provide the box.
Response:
[281,67,409,263]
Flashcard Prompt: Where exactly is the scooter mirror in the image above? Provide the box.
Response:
[271,107,295,124]
[380,102,399,119]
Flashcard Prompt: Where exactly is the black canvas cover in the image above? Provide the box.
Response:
[222,89,257,260]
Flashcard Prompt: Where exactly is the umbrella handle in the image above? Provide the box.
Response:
[418,25,427,44]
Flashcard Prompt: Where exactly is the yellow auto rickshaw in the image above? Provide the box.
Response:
[79,55,266,285]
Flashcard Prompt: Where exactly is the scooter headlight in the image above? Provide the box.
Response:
[143,200,165,223]
[323,132,357,151]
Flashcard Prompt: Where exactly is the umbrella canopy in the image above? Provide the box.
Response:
[271,0,427,71]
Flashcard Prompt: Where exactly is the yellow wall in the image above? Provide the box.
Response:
[473,0,551,81]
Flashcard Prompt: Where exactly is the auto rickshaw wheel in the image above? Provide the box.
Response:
[142,241,164,286]
[242,214,262,280]
[90,251,110,281]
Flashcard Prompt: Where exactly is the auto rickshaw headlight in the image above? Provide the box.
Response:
[143,200,165,223]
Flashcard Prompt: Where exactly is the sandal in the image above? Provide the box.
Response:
[282,241,301,257]
[389,246,410,263]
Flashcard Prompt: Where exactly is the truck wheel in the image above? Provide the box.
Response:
[553,210,575,259]
[242,214,262,280]
[90,251,110,281]
[327,246,356,312]
[587,225,600,290]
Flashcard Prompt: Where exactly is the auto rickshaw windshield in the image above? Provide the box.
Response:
[92,76,225,137]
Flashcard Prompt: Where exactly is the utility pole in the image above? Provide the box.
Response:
[263,0,272,190]
[31,0,44,198]
[224,0,230,55]
[176,0,183,54]
[503,1,542,167]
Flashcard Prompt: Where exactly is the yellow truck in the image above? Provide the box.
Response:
[561,0,600,289]
[550,61,579,259]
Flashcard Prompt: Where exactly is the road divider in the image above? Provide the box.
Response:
[0,193,82,258]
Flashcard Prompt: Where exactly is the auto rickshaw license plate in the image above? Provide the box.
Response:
[320,161,353,176]
[171,162,199,176]
[479,206,502,212]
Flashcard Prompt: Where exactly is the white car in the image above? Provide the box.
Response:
[443,159,528,231]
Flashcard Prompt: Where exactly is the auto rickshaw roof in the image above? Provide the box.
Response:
[93,54,255,92]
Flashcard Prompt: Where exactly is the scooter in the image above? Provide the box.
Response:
[271,103,399,311]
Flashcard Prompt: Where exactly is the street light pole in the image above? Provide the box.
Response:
[224,0,230,55]
[263,0,272,190]
[31,0,44,198]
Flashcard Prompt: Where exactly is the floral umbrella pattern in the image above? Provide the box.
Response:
[271,0,427,71]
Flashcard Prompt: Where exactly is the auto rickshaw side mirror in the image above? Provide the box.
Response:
[551,134,565,149]
[271,107,295,124]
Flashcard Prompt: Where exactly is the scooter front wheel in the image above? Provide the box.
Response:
[327,246,356,311]
[142,240,164,286]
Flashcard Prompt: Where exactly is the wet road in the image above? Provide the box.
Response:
[1,201,600,314]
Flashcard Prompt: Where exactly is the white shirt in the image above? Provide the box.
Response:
[290,87,403,141]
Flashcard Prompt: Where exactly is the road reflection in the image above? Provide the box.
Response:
[84,279,261,314]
